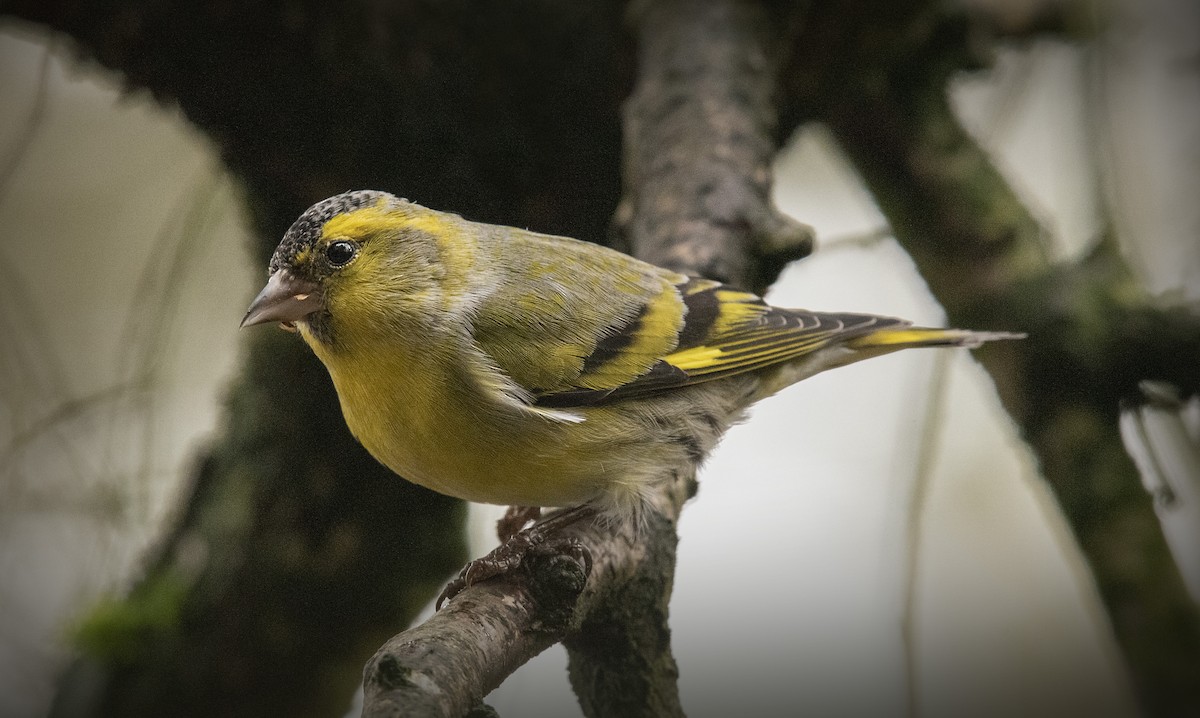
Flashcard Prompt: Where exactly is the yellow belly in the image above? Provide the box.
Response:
[318,341,607,507]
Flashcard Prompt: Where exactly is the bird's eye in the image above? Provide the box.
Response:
[325,240,357,267]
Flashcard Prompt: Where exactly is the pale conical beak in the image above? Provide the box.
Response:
[241,270,323,328]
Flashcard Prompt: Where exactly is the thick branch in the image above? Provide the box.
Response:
[822,37,1200,717]
[362,554,588,717]
[617,0,813,292]
[566,1,808,712]
[361,485,688,717]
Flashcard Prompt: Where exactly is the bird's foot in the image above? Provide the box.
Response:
[436,506,594,610]
[497,505,542,542]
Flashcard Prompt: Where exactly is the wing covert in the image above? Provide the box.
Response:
[533,280,911,408]
[470,227,689,397]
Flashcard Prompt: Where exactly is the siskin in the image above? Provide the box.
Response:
[243,190,1020,600]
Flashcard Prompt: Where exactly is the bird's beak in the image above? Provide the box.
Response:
[241,270,323,329]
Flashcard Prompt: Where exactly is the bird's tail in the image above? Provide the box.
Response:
[750,321,1023,400]
[845,326,1025,353]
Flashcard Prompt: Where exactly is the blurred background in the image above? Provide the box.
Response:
[1,0,1197,716]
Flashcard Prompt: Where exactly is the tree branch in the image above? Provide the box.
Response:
[361,479,690,717]
[362,553,589,717]
[819,17,1200,714]
[616,0,814,294]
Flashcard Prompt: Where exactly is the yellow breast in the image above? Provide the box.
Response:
[308,332,606,508]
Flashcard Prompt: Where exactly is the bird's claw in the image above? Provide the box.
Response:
[435,521,592,610]
[497,505,542,542]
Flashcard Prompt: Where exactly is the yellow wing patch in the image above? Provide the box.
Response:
[575,280,684,389]
[661,287,843,378]
[663,345,725,370]
[848,327,960,347]
[532,280,917,408]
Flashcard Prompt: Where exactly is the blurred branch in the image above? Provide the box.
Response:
[1120,384,1200,603]
[819,13,1200,712]
[819,225,893,252]
[960,0,1100,43]
[1,382,137,475]
[0,36,51,204]
[898,350,952,718]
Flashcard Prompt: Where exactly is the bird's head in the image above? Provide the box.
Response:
[241,190,450,347]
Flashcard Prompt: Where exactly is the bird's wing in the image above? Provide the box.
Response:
[469,229,689,401]
[530,279,912,408]
[468,227,959,411]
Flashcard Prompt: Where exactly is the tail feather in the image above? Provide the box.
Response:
[750,324,1023,400]
[847,327,1026,352]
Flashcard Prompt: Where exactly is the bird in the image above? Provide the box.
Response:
[242,190,1021,604]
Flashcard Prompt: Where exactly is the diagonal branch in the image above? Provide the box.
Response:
[362,553,589,717]
[820,27,1200,716]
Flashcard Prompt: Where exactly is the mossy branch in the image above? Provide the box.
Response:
[820,23,1200,715]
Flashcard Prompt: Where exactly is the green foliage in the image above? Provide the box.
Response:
[72,572,189,664]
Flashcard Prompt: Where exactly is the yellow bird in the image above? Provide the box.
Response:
[243,190,1019,599]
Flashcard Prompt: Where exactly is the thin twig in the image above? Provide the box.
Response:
[0,36,52,204]
[898,349,952,718]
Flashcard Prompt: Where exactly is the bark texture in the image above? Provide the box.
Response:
[362,552,588,718]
